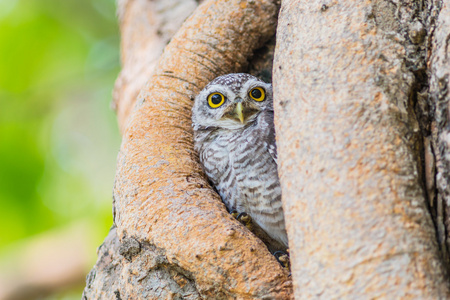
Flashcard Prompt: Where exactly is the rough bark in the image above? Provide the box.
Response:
[84,0,292,298]
[273,0,450,298]
[429,0,450,269]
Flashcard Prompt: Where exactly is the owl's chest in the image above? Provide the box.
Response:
[199,128,275,210]
[201,128,257,175]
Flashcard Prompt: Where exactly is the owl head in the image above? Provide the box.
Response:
[192,73,273,130]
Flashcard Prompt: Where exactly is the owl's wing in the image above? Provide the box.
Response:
[260,111,278,165]
[266,138,277,164]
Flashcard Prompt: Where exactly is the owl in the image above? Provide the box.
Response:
[192,73,288,251]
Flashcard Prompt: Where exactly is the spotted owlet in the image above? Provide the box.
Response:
[192,73,288,251]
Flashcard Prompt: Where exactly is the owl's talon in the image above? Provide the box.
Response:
[236,212,253,231]
[230,210,239,219]
[236,212,250,222]
[274,251,290,271]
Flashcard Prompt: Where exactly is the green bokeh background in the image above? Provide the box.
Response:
[0,0,121,297]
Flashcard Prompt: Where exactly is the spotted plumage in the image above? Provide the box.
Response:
[192,73,288,250]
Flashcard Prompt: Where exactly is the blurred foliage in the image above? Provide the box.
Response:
[0,0,120,256]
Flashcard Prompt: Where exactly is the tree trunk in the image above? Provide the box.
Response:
[84,0,292,299]
[274,0,450,298]
[84,0,450,298]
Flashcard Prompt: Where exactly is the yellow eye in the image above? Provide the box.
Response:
[208,92,225,108]
[249,87,265,102]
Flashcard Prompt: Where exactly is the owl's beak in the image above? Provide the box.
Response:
[235,102,245,124]
[223,101,259,124]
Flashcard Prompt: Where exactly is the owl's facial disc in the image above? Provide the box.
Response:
[222,100,260,124]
